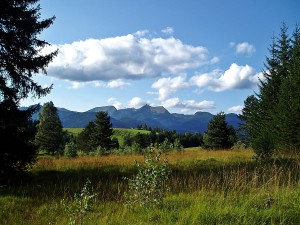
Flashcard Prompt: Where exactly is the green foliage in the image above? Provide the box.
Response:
[0,0,56,173]
[240,23,300,156]
[35,101,64,155]
[0,102,39,173]
[158,138,173,152]
[125,151,171,208]
[231,140,246,150]
[203,112,236,149]
[64,142,78,158]
[252,133,275,160]
[89,111,114,152]
[173,138,183,151]
[76,122,95,153]
[61,179,96,225]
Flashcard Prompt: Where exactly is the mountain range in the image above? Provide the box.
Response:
[23,104,242,134]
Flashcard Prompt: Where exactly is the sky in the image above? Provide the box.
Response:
[20,0,300,115]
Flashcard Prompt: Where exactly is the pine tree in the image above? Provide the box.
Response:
[35,101,64,155]
[238,95,260,145]
[77,122,95,153]
[0,0,57,173]
[240,23,300,156]
[203,112,234,149]
[89,111,114,152]
[256,23,291,139]
[275,25,300,150]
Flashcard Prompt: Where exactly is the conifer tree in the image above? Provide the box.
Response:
[203,112,235,149]
[240,23,300,156]
[275,25,300,150]
[0,0,57,173]
[89,111,114,152]
[77,122,95,153]
[35,101,64,155]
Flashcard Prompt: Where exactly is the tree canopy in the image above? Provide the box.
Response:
[35,101,64,155]
[0,0,57,173]
[203,112,236,149]
[239,23,300,156]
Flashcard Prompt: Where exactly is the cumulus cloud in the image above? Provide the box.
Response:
[107,79,130,88]
[45,32,212,82]
[234,42,256,55]
[150,63,261,100]
[161,97,215,113]
[161,27,174,35]
[108,97,122,109]
[151,74,189,100]
[190,63,261,92]
[128,97,148,108]
[228,105,243,113]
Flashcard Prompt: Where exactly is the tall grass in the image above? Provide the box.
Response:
[1,148,299,224]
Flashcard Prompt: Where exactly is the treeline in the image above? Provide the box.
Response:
[32,100,238,157]
[239,23,300,158]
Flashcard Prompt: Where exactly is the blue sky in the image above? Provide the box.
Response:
[20,0,300,114]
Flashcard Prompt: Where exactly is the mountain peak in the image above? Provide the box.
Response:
[139,104,169,114]
[86,106,117,114]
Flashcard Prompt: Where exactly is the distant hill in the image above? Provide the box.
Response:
[21,104,241,134]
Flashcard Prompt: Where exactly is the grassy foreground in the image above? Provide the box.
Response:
[1,148,300,225]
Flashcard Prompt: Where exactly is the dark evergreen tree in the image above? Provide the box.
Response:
[238,95,260,145]
[0,101,38,173]
[256,23,291,140]
[240,23,300,156]
[35,101,64,155]
[77,122,95,153]
[0,0,57,173]
[90,111,114,151]
[275,25,300,150]
[203,112,234,149]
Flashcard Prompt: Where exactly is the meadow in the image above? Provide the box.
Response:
[1,148,300,225]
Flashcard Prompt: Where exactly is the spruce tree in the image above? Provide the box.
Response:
[0,0,57,173]
[35,101,64,155]
[256,23,291,140]
[77,122,95,153]
[89,111,114,152]
[275,25,300,150]
[203,112,234,149]
[240,23,300,156]
[238,95,260,145]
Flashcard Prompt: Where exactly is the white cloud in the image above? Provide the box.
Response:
[161,98,215,113]
[228,105,243,113]
[45,32,212,82]
[108,97,122,109]
[162,97,180,108]
[151,74,189,100]
[235,42,256,55]
[161,27,174,35]
[107,79,130,88]
[190,63,261,92]
[128,97,147,108]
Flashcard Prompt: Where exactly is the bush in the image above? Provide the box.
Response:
[124,151,171,208]
[61,179,96,225]
[64,142,78,158]
[231,140,246,150]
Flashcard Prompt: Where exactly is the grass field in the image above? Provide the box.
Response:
[1,148,300,224]
[64,127,150,147]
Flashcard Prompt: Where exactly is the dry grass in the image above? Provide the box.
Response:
[33,148,255,171]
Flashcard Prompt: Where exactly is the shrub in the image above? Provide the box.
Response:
[64,142,78,158]
[124,150,171,208]
[61,179,96,225]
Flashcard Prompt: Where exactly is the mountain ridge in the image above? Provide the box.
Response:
[22,104,241,134]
